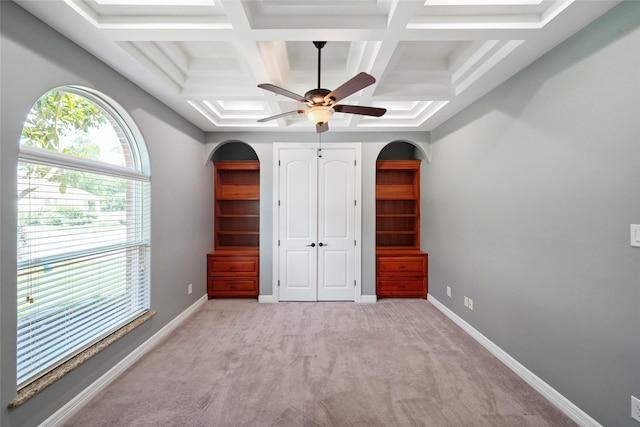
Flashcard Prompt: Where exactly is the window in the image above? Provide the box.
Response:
[17,87,150,388]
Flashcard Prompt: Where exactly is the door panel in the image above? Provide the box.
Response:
[285,160,313,238]
[322,160,349,237]
[317,149,355,301]
[321,250,348,287]
[279,149,317,301]
[285,250,313,287]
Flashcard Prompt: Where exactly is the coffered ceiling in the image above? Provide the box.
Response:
[15,0,619,133]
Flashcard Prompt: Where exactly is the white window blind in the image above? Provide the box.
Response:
[17,88,150,388]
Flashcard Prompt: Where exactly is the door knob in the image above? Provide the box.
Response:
[318,242,327,247]
[306,243,316,247]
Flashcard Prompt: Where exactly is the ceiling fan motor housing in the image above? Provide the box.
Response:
[305,88,333,106]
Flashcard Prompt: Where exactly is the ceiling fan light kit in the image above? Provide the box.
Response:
[258,41,386,133]
[305,105,334,127]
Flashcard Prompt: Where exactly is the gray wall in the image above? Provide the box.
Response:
[425,2,640,426]
[1,3,212,426]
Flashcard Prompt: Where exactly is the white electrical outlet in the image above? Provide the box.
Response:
[464,296,469,307]
[632,395,640,423]
[468,298,473,310]
[188,283,193,295]
[446,286,451,297]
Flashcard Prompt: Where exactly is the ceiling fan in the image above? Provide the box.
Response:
[257,41,386,133]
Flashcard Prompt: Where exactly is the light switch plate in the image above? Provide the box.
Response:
[631,225,640,247]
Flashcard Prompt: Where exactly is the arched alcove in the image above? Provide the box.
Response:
[377,140,427,161]
[374,140,428,299]
[208,141,260,299]
[212,141,259,161]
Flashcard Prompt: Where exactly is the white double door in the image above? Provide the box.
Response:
[276,144,360,301]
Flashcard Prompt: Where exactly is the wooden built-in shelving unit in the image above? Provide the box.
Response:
[376,160,428,298]
[207,160,259,298]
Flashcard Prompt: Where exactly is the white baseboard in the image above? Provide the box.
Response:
[258,294,276,303]
[359,295,377,304]
[40,294,208,427]
[260,295,373,303]
[427,295,601,427]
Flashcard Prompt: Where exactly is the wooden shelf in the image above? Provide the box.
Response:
[214,161,260,250]
[210,160,260,299]
[375,160,421,250]
[376,160,427,298]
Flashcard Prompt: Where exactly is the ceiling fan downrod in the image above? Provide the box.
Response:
[313,41,326,89]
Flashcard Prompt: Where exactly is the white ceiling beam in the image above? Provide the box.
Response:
[14,0,620,132]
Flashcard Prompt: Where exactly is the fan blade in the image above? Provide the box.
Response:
[325,72,376,103]
[333,104,386,117]
[258,84,308,103]
[316,122,329,133]
[257,110,304,122]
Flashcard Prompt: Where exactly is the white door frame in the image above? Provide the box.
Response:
[272,142,362,303]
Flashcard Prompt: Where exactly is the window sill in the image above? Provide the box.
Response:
[8,310,156,408]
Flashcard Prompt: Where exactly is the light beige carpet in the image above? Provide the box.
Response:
[64,299,575,426]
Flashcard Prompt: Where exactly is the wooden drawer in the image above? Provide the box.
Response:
[377,278,426,297]
[208,255,258,277]
[207,277,258,296]
[377,255,426,276]
[376,252,428,298]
